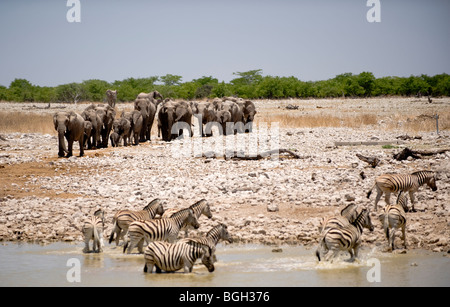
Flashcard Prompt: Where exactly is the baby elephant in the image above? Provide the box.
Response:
[82,209,105,253]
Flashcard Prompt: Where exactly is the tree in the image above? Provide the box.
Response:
[159,74,182,86]
[9,78,34,102]
[82,79,110,102]
[55,83,87,103]
[231,69,263,85]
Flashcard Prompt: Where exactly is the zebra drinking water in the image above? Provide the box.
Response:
[316,208,374,262]
[378,191,407,251]
[109,199,164,246]
[366,170,437,211]
[143,240,215,273]
[123,208,199,254]
[82,209,105,253]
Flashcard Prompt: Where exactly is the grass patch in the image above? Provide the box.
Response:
[0,111,55,135]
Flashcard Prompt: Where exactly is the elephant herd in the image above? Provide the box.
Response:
[53,90,257,157]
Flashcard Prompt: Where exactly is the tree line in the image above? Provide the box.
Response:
[0,70,449,103]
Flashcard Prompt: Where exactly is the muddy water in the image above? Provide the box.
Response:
[0,242,449,287]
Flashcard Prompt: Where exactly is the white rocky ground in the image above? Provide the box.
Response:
[0,99,449,253]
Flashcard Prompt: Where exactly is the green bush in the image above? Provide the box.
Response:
[2,71,449,103]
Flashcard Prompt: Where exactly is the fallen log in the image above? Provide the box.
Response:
[356,153,380,168]
[202,149,310,160]
[393,147,450,161]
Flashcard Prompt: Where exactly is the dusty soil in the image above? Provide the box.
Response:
[0,97,449,254]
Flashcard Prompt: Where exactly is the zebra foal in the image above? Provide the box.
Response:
[316,208,374,262]
[143,240,215,273]
[378,191,407,251]
[162,199,212,237]
[109,198,164,246]
[123,208,199,254]
[82,209,105,253]
[366,170,437,211]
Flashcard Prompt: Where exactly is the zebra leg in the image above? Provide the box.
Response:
[389,227,396,251]
[384,191,391,206]
[401,225,407,249]
[409,191,417,212]
[83,230,92,253]
[374,187,383,211]
[137,238,145,254]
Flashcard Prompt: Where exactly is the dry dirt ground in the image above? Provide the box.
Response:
[0,97,449,254]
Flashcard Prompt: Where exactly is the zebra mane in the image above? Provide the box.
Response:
[143,198,161,211]
[411,170,434,176]
[206,223,224,237]
[190,199,207,210]
[351,208,368,228]
[171,207,193,219]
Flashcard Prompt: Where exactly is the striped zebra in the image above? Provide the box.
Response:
[109,198,164,246]
[82,209,105,253]
[318,203,359,233]
[179,223,233,262]
[316,208,374,262]
[378,191,407,251]
[366,170,437,211]
[162,199,212,237]
[123,208,199,254]
[143,240,215,273]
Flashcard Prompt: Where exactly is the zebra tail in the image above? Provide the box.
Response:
[143,263,148,273]
[108,220,119,244]
[383,213,389,240]
[315,236,326,261]
[93,225,100,252]
[123,241,129,253]
[366,182,376,199]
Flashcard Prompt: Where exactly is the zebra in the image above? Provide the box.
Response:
[179,223,233,262]
[109,198,164,246]
[318,203,359,233]
[378,191,407,251]
[316,208,374,262]
[162,199,212,237]
[123,208,199,254]
[82,209,105,253]
[366,170,437,212]
[143,240,215,273]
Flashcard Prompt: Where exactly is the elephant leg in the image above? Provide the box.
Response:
[67,139,74,157]
[79,139,84,157]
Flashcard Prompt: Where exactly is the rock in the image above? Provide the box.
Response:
[267,203,279,212]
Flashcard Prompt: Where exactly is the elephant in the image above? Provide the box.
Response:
[85,104,116,148]
[111,117,131,147]
[135,91,163,142]
[219,100,244,135]
[83,120,92,149]
[106,89,117,108]
[53,111,85,158]
[158,100,193,142]
[238,99,257,133]
[190,101,216,137]
[137,90,163,103]
[81,108,102,149]
[121,110,143,145]
[110,132,120,147]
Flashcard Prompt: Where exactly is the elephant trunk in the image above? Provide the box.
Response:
[57,126,68,157]
[166,111,174,141]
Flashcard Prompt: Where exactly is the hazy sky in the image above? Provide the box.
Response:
[0,0,449,87]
